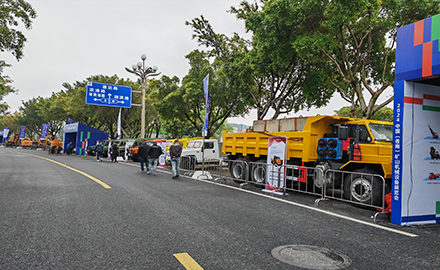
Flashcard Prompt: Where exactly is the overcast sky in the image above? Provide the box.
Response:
[2,0,364,126]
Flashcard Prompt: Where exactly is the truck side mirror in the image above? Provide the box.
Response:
[338,126,348,141]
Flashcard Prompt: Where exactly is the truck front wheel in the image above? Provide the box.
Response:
[343,170,383,207]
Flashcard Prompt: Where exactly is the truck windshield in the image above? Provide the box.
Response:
[369,124,393,142]
[187,141,202,148]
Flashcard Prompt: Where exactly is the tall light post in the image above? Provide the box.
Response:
[125,54,160,138]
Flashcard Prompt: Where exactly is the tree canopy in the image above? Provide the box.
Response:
[154,50,250,138]
[292,0,440,118]
[0,0,37,114]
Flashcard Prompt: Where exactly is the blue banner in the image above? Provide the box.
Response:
[19,126,26,140]
[41,124,49,140]
[202,74,209,136]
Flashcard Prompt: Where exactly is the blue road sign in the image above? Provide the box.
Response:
[85,81,132,108]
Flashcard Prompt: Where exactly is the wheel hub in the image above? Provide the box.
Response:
[351,179,372,202]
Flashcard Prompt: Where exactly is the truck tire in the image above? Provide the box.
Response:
[252,160,266,185]
[343,169,383,207]
[229,159,246,182]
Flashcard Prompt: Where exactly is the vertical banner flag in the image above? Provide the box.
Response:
[84,139,88,156]
[117,108,122,139]
[19,126,26,140]
[263,137,287,195]
[124,140,129,161]
[202,74,209,137]
[158,140,167,167]
[41,124,49,140]
[3,127,9,144]
[108,140,112,159]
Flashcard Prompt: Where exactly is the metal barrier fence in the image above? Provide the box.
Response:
[220,159,249,185]
[199,158,224,180]
[283,164,325,196]
[179,156,197,176]
[315,169,386,212]
[182,158,388,219]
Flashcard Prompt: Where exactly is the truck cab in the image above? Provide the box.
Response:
[181,139,220,163]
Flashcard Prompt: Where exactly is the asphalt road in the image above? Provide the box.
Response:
[0,147,439,269]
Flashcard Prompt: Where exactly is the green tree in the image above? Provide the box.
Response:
[149,75,181,138]
[187,7,332,120]
[334,106,394,122]
[36,95,66,137]
[0,0,37,112]
[293,0,440,118]
[0,0,37,60]
[17,97,45,138]
[155,50,249,137]
[231,1,333,119]
[0,61,15,115]
[0,112,20,134]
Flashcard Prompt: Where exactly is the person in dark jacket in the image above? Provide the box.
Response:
[147,141,163,175]
[169,140,182,179]
[95,141,104,162]
[138,140,150,171]
[111,142,119,162]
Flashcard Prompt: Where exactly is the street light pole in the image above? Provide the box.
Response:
[125,54,160,138]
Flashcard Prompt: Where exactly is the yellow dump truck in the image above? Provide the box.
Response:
[5,133,20,147]
[222,115,393,205]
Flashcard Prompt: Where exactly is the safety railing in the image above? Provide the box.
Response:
[315,169,386,213]
[179,156,197,176]
[200,158,225,180]
[220,159,249,185]
[183,158,388,221]
[283,164,325,196]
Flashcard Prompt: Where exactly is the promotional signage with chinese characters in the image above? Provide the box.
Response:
[393,14,440,225]
[85,81,132,108]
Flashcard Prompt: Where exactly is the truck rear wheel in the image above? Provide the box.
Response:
[343,170,383,207]
[229,159,246,182]
[252,160,266,185]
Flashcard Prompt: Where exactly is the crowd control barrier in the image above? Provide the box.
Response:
[315,169,386,212]
[283,164,325,196]
[221,159,249,185]
[180,156,197,176]
[180,158,387,219]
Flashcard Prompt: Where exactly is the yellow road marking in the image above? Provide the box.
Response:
[173,253,203,270]
[20,152,111,189]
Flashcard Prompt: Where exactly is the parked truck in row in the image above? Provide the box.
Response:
[222,115,393,206]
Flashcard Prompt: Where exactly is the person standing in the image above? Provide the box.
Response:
[169,140,182,179]
[138,139,150,172]
[95,141,104,162]
[147,141,163,175]
[66,142,73,155]
[111,141,119,163]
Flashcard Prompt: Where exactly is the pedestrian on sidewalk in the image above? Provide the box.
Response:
[138,139,150,172]
[147,141,163,175]
[169,139,182,179]
[95,141,104,162]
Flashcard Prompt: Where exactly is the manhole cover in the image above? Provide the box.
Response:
[271,245,352,269]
